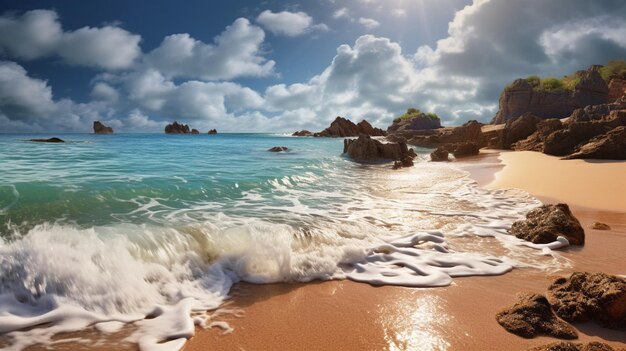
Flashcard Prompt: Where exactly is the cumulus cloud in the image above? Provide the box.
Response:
[333,8,350,20]
[391,9,406,17]
[0,9,141,69]
[358,17,380,30]
[256,10,327,37]
[145,18,274,80]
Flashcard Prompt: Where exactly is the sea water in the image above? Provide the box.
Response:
[0,133,569,350]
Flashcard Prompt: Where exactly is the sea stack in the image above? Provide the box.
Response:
[93,121,113,134]
[208,129,217,134]
[165,121,191,134]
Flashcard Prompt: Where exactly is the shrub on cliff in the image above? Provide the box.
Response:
[540,77,568,93]
[599,59,626,82]
[393,108,439,123]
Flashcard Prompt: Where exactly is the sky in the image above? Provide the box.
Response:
[1,0,626,133]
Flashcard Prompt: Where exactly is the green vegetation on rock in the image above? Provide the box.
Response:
[599,59,626,82]
[393,108,439,123]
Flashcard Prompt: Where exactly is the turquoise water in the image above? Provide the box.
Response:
[0,133,556,351]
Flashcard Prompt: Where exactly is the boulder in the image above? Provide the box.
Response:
[514,119,564,151]
[268,146,289,152]
[564,126,626,160]
[315,117,385,137]
[400,120,484,148]
[343,135,415,165]
[592,222,611,230]
[608,78,626,102]
[165,121,191,134]
[93,121,113,134]
[191,129,200,134]
[29,137,65,143]
[392,156,414,169]
[528,342,625,351]
[450,142,480,158]
[430,146,449,162]
[496,293,577,339]
[208,129,218,134]
[548,272,626,329]
[509,203,585,245]
[499,113,543,149]
[292,130,313,137]
[387,113,442,133]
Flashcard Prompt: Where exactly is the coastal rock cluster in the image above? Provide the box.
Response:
[164,122,217,135]
[343,135,416,169]
[528,342,625,351]
[93,121,113,134]
[509,203,585,245]
[293,116,386,137]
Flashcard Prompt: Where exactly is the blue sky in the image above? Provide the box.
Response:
[1,0,626,132]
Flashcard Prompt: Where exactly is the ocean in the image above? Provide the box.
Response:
[0,133,569,350]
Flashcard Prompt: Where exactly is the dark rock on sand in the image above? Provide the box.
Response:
[430,146,449,162]
[29,137,65,143]
[509,203,585,245]
[93,121,113,134]
[387,112,442,134]
[592,222,611,230]
[513,118,564,152]
[496,293,577,339]
[499,113,543,149]
[392,156,414,170]
[315,117,385,137]
[343,135,416,167]
[165,121,191,134]
[449,142,480,158]
[563,126,626,160]
[208,129,217,134]
[548,272,626,329]
[292,130,313,137]
[392,120,484,148]
[268,146,289,152]
[528,342,625,351]
[191,129,200,134]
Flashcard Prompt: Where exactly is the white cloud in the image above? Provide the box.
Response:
[145,18,274,80]
[391,9,407,17]
[0,60,56,118]
[333,7,350,20]
[0,9,141,70]
[90,82,119,102]
[358,17,380,30]
[256,10,327,37]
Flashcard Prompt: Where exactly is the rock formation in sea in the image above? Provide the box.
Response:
[429,142,480,161]
[496,293,577,339]
[492,66,609,124]
[208,129,217,134]
[268,146,289,152]
[165,121,191,134]
[389,120,484,148]
[29,137,65,143]
[548,272,626,329]
[387,108,442,133]
[528,342,625,351]
[343,135,416,168]
[93,121,113,134]
[509,203,585,245]
[430,147,449,162]
[292,130,313,137]
[293,117,385,137]
[191,129,200,134]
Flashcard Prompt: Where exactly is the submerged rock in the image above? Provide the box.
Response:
[208,129,217,134]
[392,156,414,169]
[268,146,289,152]
[430,146,449,162]
[292,130,312,137]
[509,203,585,245]
[93,121,113,134]
[343,135,416,167]
[496,293,577,339]
[592,222,611,230]
[165,121,191,134]
[29,137,65,143]
[528,342,625,351]
[548,272,626,329]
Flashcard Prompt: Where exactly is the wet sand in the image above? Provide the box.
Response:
[183,151,626,351]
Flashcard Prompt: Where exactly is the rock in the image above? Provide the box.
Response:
[592,222,611,230]
[29,137,65,143]
[548,272,626,329]
[292,130,313,137]
[93,121,113,134]
[165,121,191,134]
[608,78,626,102]
[450,142,480,158]
[514,118,564,151]
[496,293,577,339]
[564,126,626,160]
[398,120,484,148]
[316,117,386,137]
[387,112,442,133]
[392,156,414,169]
[492,67,609,124]
[208,129,217,134]
[343,135,415,165]
[499,113,543,149]
[430,146,449,162]
[191,129,200,134]
[268,146,289,152]
[509,203,585,245]
[528,342,625,351]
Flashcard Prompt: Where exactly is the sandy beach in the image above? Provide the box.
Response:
[181,151,626,351]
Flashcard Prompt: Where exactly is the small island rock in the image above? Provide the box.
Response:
[208,129,217,134]
[268,146,289,152]
[165,121,191,134]
[29,137,65,143]
[93,121,113,134]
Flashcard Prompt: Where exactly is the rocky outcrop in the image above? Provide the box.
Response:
[387,113,442,133]
[592,222,611,230]
[496,293,577,339]
[165,122,191,134]
[343,135,416,167]
[315,117,386,137]
[393,156,414,169]
[191,129,200,134]
[450,142,480,158]
[430,147,449,162]
[268,146,289,152]
[608,78,626,102]
[208,129,217,134]
[509,203,585,245]
[292,130,312,137]
[93,121,113,134]
[492,68,609,124]
[528,342,625,351]
[497,113,542,149]
[29,137,64,143]
[548,272,626,329]
[513,119,563,151]
[391,120,484,148]
[563,126,626,160]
